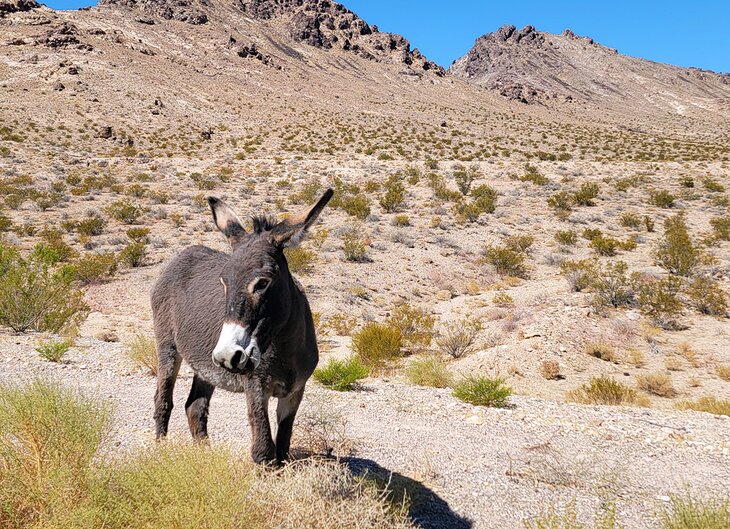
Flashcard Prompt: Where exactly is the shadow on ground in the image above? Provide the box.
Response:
[343,456,474,529]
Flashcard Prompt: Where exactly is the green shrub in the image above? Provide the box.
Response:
[0,245,88,333]
[559,259,597,292]
[452,376,512,407]
[289,179,321,205]
[620,212,643,229]
[702,177,725,193]
[76,215,107,236]
[393,214,410,227]
[483,244,528,277]
[379,174,406,212]
[106,199,145,224]
[470,184,498,212]
[453,164,479,195]
[39,227,78,262]
[340,195,371,220]
[654,213,699,276]
[351,322,403,370]
[649,189,676,208]
[677,397,730,417]
[406,356,452,388]
[709,216,730,241]
[686,276,728,316]
[436,318,482,359]
[660,495,730,529]
[554,230,578,246]
[284,246,317,274]
[120,241,147,267]
[547,191,573,215]
[341,227,368,262]
[566,376,647,406]
[504,234,535,254]
[636,275,683,329]
[679,176,695,188]
[573,182,600,206]
[519,163,549,185]
[589,235,620,256]
[36,339,71,362]
[313,356,369,391]
[388,303,435,351]
[73,251,118,284]
[591,261,635,308]
[126,333,158,375]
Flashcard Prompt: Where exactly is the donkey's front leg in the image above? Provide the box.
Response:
[245,377,276,464]
[275,387,304,463]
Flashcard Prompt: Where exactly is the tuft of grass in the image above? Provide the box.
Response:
[36,338,71,362]
[126,333,158,376]
[584,341,619,363]
[566,376,648,407]
[524,500,624,529]
[636,372,676,398]
[676,396,730,417]
[405,356,452,388]
[351,322,403,371]
[660,495,730,529]
[314,356,369,391]
[716,364,730,381]
[452,375,512,407]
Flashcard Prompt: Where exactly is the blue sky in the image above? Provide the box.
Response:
[45,0,730,72]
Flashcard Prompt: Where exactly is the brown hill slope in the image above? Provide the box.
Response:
[449,24,730,123]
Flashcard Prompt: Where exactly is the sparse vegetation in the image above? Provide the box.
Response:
[452,375,512,407]
[351,322,403,370]
[677,396,730,416]
[314,356,369,391]
[436,318,481,358]
[405,356,452,388]
[36,338,71,362]
[654,213,699,276]
[566,376,647,406]
[126,333,158,375]
[660,495,730,529]
[637,372,676,397]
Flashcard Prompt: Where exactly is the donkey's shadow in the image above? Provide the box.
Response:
[342,456,474,529]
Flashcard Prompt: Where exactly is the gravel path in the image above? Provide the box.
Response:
[2,334,729,529]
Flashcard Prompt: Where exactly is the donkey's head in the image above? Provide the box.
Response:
[207,188,333,373]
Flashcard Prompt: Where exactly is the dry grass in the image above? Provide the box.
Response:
[636,372,677,398]
[584,341,619,363]
[660,495,730,529]
[0,380,412,529]
[715,364,730,381]
[126,333,158,376]
[676,396,730,416]
[566,376,648,407]
[539,360,562,380]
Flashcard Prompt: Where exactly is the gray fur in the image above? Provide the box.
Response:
[151,189,333,464]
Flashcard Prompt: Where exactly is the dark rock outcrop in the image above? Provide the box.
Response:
[0,0,39,17]
[99,0,208,25]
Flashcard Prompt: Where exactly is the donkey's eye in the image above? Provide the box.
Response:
[252,278,271,293]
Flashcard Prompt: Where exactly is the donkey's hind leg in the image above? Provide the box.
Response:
[185,374,215,440]
[153,340,181,439]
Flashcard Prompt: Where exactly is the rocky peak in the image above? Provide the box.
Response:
[0,0,40,16]
[98,0,209,25]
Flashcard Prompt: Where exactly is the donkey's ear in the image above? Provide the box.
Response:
[208,196,246,245]
[272,188,334,248]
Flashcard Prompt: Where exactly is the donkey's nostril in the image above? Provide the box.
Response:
[229,349,244,370]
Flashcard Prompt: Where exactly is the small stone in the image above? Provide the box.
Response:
[52,80,64,91]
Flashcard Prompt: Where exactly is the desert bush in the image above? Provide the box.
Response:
[573,182,600,206]
[454,164,480,195]
[289,179,321,205]
[660,495,730,529]
[339,195,371,220]
[314,356,369,391]
[702,177,725,193]
[566,376,647,406]
[686,276,728,316]
[73,251,118,284]
[0,380,109,529]
[555,230,578,246]
[637,372,676,397]
[679,176,695,188]
[106,199,145,224]
[505,234,535,254]
[547,191,573,215]
[717,364,730,381]
[284,246,317,273]
[452,375,512,407]
[709,216,730,241]
[635,274,684,329]
[483,244,528,278]
[351,322,403,370]
[649,189,676,208]
[393,214,410,227]
[492,292,514,306]
[589,235,620,256]
[559,259,597,292]
[120,241,147,267]
[470,183,498,212]
[654,213,699,276]
[540,360,562,380]
[388,303,435,351]
[519,163,549,185]
[620,212,643,229]
[126,333,158,375]
[341,226,368,262]
[677,397,730,417]
[436,318,482,359]
[38,226,78,262]
[644,215,655,232]
[0,244,88,333]
[584,341,618,363]
[36,338,71,362]
[405,356,452,388]
[76,215,107,236]
[379,174,406,212]
[591,261,635,309]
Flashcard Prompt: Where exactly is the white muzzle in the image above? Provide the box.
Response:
[212,322,261,371]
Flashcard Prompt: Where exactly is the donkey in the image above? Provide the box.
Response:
[150,189,333,464]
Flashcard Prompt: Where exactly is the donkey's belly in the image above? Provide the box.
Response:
[193,361,248,392]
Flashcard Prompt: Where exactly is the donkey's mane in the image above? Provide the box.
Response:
[251,215,278,234]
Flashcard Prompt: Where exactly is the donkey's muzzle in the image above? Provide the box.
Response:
[212,322,261,373]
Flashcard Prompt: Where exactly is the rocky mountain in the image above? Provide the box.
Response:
[449,24,730,121]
